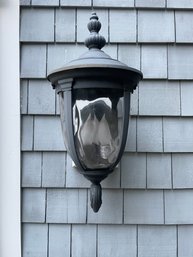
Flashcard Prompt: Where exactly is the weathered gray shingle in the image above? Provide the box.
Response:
[136,0,165,7]
[21,80,28,114]
[110,10,136,42]
[164,118,193,152]
[23,224,48,257]
[34,116,65,151]
[56,9,75,42]
[21,44,47,78]
[167,0,193,8]
[49,225,71,257]
[147,153,172,189]
[125,117,137,152]
[66,154,90,188]
[20,0,30,5]
[138,11,174,42]
[60,0,91,6]
[47,44,84,74]
[98,225,137,257]
[94,0,134,7]
[87,190,123,224]
[22,189,46,222]
[138,226,176,257]
[165,190,193,224]
[46,189,87,223]
[142,45,167,79]
[178,226,193,257]
[118,45,140,70]
[42,152,66,187]
[181,82,193,116]
[72,225,96,257]
[77,9,108,42]
[176,11,193,43]
[121,153,146,188]
[124,190,164,224]
[32,0,59,5]
[137,117,163,152]
[28,80,55,115]
[20,9,54,42]
[130,87,138,115]
[21,116,33,151]
[22,152,42,187]
[173,154,193,188]
[103,44,118,59]
[168,46,193,80]
[139,81,180,116]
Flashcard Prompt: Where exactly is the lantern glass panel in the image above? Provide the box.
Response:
[72,88,124,170]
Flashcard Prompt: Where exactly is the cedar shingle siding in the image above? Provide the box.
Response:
[20,1,193,256]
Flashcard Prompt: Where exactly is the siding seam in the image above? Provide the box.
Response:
[47,224,49,257]
[26,79,29,114]
[136,9,138,43]
[96,224,98,257]
[86,189,88,223]
[75,8,77,43]
[64,153,67,187]
[171,153,174,189]
[163,190,166,224]
[179,81,182,116]
[54,7,56,42]
[162,117,165,152]
[32,115,35,151]
[176,225,178,257]
[167,44,169,79]
[122,189,124,224]
[108,8,110,43]
[136,225,138,257]
[46,44,48,78]
[45,189,48,223]
[41,152,43,187]
[145,152,147,189]
[174,10,177,43]
[70,224,72,257]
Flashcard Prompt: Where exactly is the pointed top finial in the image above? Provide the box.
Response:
[84,12,106,50]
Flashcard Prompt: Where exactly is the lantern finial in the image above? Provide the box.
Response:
[85,12,106,50]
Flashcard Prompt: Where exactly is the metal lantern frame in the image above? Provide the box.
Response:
[47,12,143,212]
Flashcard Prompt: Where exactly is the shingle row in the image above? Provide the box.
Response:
[20,0,193,9]
[20,8,193,43]
[22,79,193,117]
[20,44,193,80]
[22,188,193,224]
[23,223,193,257]
[23,152,193,190]
[26,224,193,257]
[21,115,193,152]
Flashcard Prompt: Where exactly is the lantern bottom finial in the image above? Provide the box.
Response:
[90,183,102,212]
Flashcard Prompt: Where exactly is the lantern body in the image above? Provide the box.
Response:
[47,12,143,212]
[58,79,130,173]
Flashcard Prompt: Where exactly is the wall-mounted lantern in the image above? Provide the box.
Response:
[47,12,143,212]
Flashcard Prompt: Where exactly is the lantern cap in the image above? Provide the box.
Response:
[47,12,143,92]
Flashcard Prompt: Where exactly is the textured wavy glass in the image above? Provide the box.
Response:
[72,88,124,170]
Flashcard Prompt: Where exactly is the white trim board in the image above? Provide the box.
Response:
[0,1,21,257]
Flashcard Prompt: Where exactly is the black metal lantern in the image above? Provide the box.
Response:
[47,12,143,212]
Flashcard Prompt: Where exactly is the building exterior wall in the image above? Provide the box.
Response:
[20,1,193,256]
